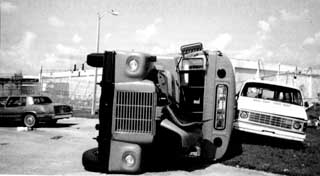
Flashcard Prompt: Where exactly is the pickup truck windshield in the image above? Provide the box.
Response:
[241,82,303,106]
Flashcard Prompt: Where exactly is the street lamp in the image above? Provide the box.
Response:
[91,10,119,115]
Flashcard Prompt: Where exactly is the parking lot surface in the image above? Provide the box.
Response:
[0,118,278,176]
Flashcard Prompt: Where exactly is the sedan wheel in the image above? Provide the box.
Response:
[24,114,37,128]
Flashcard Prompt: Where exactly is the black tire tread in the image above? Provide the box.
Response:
[82,147,103,172]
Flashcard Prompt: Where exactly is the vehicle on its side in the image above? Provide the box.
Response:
[234,79,308,142]
[82,43,236,173]
[0,95,73,127]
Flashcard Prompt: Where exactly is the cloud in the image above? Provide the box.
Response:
[257,20,271,41]
[72,34,82,44]
[232,43,263,59]
[280,9,309,22]
[2,31,37,58]
[267,16,277,23]
[0,1,17,13]
[256,16,278,41]
[41,44,88,71]
[303,31,320,46]
[41,53,74,70]
[149,43,178,55]
[258,21,271,32]
[231,9,318,68]
[207,33,233,51]
[136,18,162,43]
[0,31,37,74]
[55,44,86,58]
[104,33,112,41]
[303,37,315,45]
[48,16,65,27]
[41,53,82,71]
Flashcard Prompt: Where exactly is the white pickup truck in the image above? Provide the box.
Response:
[234,79,307,142]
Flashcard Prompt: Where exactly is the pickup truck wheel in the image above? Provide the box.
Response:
[23,114,37,128]
[82,148,103,172]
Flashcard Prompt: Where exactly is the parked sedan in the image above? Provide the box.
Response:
[0,95,73,128]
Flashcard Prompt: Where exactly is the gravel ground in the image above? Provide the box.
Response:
[0,117,279,176]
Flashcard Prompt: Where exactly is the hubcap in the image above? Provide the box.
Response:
[25,116,35,127]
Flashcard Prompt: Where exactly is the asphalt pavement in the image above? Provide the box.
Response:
[0,118,280,176]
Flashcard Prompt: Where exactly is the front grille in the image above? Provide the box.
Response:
[249,112,292,129]
[114,91,155,134]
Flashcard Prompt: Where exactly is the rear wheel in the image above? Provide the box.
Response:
[23,114,37,128]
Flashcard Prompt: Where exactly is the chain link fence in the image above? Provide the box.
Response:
[40,70,101,111]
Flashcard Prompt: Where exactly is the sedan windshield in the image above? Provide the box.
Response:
[241,82,303,106]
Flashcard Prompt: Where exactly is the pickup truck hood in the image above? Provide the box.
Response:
[238,96,307,120]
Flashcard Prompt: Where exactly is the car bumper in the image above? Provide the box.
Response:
[37,113,72,121]
[233,121,306,142]
[52,113,73,120]
[37,113,55,121]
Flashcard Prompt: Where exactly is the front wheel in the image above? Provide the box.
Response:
[82,148,103,172]
[23,114,37,128]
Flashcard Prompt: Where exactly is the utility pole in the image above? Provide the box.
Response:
[91,10,119,115]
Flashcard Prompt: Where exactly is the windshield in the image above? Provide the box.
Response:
[241,82,303,106]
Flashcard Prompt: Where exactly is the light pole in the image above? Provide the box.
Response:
[91,10,119,115]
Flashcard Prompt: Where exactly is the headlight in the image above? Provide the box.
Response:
[240,111,248,119]
[127,58,139,72]
[293,121,302,130]
[123,153,136,167]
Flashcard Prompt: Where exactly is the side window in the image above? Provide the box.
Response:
[6,97,26,107]
[20,97,26,106]
[247,87,258,98]
[42,97,52,104]
[283,92,291,103]
[34,97,52,104]
[292,92,303,106]
[33,97,40,105]
[261,89,274,99]
[0,97,7,107]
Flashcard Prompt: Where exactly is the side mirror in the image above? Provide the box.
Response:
[87,53,105,68]
[304,102,309,108]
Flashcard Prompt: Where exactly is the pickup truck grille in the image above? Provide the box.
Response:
[114,91,155,134]
[249,112,292,129]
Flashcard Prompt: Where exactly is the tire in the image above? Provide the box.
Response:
[23,114,37,128]
[82,147,103,172]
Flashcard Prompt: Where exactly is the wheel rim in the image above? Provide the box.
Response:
[24,115,36,127]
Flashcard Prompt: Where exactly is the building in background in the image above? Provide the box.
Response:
[0,73,39,96]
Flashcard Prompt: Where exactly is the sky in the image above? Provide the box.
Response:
[1,0,320,75]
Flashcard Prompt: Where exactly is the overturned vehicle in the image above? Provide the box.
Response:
[82,43,236,173]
